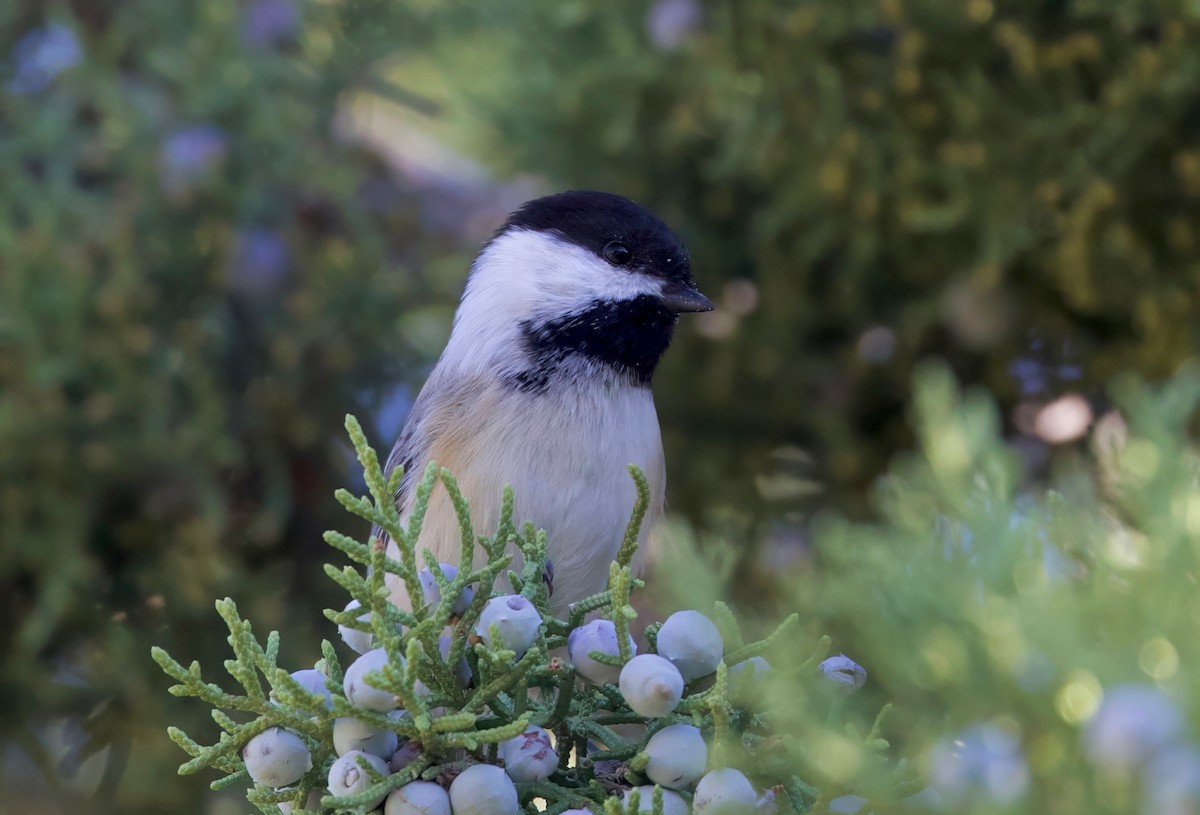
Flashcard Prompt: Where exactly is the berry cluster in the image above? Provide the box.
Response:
[154,416,879,814]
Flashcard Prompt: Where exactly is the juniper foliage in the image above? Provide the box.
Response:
[154,416,851,814]
[645,364,1200,813]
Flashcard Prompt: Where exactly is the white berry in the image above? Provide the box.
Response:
[418,563,475,615]
[283,668,333,710]
[385,780,452,815]
[333,710,405,758]
[568,619,636,685]
[498,725,558,781]
[344,648,400,712]
[622,785,690,815]
[327,750,391,809]
[644,724,707,789]
[339,599,373,655]
[242,727,312,788]
[656,610,724,681]
[693,769,757,815]
[619,654,684,717]
[474,595,542,657]
[448,764,519,815]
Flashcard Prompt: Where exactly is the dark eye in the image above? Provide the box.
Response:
[603,241,632,266]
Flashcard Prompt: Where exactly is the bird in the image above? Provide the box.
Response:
[378,190,712,616]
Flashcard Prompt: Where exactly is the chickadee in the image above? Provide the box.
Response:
[379,190,712,614]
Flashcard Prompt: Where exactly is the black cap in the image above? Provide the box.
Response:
[499,190,697,288]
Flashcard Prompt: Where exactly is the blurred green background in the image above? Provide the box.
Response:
[3,0,1200,812]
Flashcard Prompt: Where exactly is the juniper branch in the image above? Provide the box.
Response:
[724,613,802,665]
[617,465,651,567]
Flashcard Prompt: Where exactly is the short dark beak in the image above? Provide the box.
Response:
[660,280,715,313]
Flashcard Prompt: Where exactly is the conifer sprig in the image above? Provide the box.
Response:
[155,415,836,814]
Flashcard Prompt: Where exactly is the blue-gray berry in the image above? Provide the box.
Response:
[343,648,401,712]
[242,727,312,788]
[568,619,636,685]
[656,610,724,681]
[474,595,541,657]
[644,724,707,789]
[693,768,757,815]
[327,750,390,809]
[619,654,684,717]
[448,764,519,815]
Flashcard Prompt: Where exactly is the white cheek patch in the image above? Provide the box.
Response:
[439,228,667,375]
[489,229,662,306]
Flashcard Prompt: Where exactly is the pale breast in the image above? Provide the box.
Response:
[389,376,665,615]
